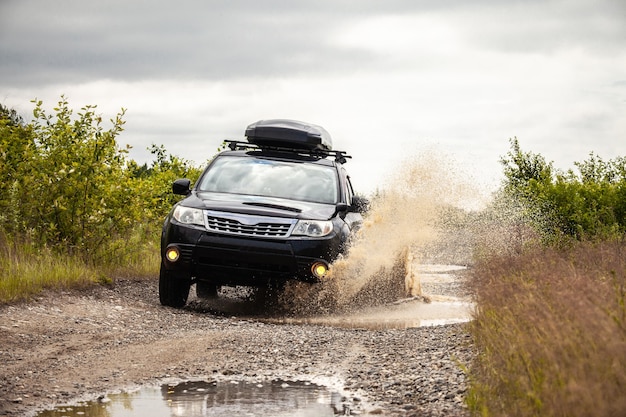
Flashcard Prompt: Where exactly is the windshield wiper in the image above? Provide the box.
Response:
[243,202,302,213]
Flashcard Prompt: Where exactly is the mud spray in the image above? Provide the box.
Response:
[279,150,487,316]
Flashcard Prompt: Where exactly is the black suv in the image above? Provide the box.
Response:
[159,119,368,308]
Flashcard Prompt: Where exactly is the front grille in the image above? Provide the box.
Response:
[205,211,294,238]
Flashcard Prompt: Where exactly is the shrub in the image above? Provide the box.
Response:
[499,139,626,242]
[0,98,204,302]
[467,240,626,417]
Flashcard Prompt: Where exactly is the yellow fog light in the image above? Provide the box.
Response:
[311,262,328,279]
[166,246,180,262]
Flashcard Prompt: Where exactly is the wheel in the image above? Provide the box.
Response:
[196,281,219,298]
[159,264,191,308]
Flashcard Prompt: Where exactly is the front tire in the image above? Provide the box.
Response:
[159,264,191,308]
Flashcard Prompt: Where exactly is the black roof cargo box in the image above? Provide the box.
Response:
[245,119,333,151]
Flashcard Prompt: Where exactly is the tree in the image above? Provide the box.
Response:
[126,144,203,225]
[500,137,553,192]
[499,139,626,242]
[1,97,208,266]
[0,104,35,233]
[0,103,26,127]
[7,97,131,259]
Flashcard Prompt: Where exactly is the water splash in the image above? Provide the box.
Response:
[279,150,485,315]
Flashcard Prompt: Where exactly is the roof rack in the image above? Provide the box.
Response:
[223,140,352,164]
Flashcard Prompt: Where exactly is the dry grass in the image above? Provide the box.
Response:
[0,234,160,304]
[467,240,626,417]
[0,241,97,303]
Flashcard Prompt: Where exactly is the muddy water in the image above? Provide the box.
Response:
[265,264,473,329]
[36,380,347,417]
[264,298,472,329]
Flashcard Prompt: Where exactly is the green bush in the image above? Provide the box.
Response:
[498,138,626,242]
[0,98,204,301]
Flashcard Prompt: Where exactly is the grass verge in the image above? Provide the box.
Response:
[0,236,159,304]
[466,240,626,417]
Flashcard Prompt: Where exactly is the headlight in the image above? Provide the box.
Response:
[172,205,204,226]
[292,220,333,237]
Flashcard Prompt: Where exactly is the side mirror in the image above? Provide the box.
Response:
[352,195,370,214]
[335,203,349,212]
[172,178,191,196]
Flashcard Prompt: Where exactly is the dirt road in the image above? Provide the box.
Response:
[0,278,473,416]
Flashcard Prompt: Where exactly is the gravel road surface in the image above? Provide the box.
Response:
[0,274,474,416]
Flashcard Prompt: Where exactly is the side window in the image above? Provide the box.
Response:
[342,168,354,205]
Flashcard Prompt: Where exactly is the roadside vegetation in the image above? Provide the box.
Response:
[467,139,626,417]
[0,98,202,302]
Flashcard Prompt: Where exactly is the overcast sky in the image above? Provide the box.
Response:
[1,0,625,198]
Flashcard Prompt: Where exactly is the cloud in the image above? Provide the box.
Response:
[460,0,626,55]
[1,0,624,197]
[1,1,382,86]
[7,0,621,86]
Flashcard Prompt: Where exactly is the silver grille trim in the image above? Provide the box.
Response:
[204,210,296,238]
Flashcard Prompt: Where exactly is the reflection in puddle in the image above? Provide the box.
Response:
[36,380,347,417]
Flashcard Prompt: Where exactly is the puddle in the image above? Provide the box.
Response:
[35,379,351,417]
[416,264,468,273]
[263,297,473,330]
[280,263,472,330]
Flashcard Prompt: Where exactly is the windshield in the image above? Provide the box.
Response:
[198,155,339,204]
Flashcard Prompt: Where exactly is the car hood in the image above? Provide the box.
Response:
[182,191,337,220]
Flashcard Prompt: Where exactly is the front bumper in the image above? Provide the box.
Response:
[161,222,345,286]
